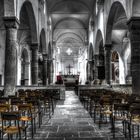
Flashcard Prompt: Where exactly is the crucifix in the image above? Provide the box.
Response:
[66,64,73,75]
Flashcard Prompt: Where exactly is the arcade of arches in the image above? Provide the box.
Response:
[1,0,140,139]
[0,0,138,94]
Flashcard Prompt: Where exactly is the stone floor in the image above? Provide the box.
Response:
[31,90,130,140]
[3,90,133,139]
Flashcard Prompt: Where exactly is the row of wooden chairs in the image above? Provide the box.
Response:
[79,89,140,139]
[0,89,60,140]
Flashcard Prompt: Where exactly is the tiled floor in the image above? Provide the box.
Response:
[3,90,133,140]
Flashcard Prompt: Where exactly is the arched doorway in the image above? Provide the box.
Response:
[105,2,130,84]
[21,49,29,85]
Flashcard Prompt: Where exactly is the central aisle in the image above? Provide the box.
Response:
[45,90,104,140]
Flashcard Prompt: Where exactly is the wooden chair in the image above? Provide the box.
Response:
[1,111,27,140]
[126,102,140,139]
[99,94,113,128]
[18,104,35,138]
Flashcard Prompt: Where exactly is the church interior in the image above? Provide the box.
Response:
[0,0,140,139]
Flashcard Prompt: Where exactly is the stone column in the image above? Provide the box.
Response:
[4,17,19,96]
[24,62,30,85]
[43,54,47,85]
[128,17,140,94]
[31,43,38,85]
[89,60,94,81]
[105,44,112,85]
[47,60,50,84]
[94,54,99,79]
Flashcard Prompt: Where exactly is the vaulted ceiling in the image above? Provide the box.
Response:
[47,0,95,62]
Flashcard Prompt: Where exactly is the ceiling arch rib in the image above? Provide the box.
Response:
[57,38,83,45]
[106,1,127,44]
[49,0,90,13]
[53,17,87,30]
[56,38,84,59]
[57,38,84,49]
[56,32,84,43]
[54,29,86,42]
[47,0,94,65]
[19,1,38,43]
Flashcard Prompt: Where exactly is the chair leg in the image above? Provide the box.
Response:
[31,120,34,138]
[8,134,10,140]
[19,130,21,140]
[111,115,115,138]
[99,108,102,129]
[122,120,126,137]
[34,118,36,134]
[94,105,96,123]
[128,122,131,140]
[132,125,134,138]
[39,112,41,128]
[25,128,27,140]
[138,125,140,138]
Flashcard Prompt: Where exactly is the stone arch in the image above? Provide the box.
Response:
[95,29,103,54]
[40,29,47,53]
[50,0,90,13]
[54,17,86,30]
[21,48,30,85]
[38,29,47,85]
[94,29,105,80]
[105,1,127,44]
[105,1,129,84]
[19,1,38,43]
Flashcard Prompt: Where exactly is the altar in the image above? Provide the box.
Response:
[61,75,79,87]
[56,64,79,87]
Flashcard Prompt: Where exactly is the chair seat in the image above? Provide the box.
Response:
[132,116,140,124]
[20,116,32,121]
[114,115,126,120]
[5,126,19,134]
[103,110,112,115]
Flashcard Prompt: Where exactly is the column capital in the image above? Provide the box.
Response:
[127,17,140,30]
[127,17,140,42]
[97,0,104,5]
[31,43,39,50]
[104,44,112,51]
[43,53,48,60]
[3,16,19,29]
